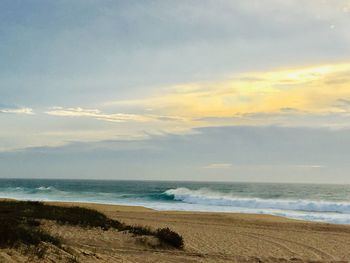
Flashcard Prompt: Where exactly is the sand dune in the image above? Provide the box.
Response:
[1,202,350,262]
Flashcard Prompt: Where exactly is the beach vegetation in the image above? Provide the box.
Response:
[0,200,184,252]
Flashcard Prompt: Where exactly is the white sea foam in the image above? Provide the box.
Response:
[143,201,350,224]
[36,186,55,191]
[164,187,350,214]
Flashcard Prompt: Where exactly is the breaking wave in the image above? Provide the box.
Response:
[164,187,350,214]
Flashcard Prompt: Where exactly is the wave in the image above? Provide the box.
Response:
[0,186,160,202]
[2,184,350,224]
[36,186,57,191]
[164,188,350,214]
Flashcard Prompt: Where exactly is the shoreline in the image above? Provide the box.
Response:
[2,199,350,262]
[2,179,350,225]
[2,197,349,226]
[2,197,350,226]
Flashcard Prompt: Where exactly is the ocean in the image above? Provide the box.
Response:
[1,179,350,224]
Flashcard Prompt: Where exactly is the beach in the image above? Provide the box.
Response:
[2,201,350,263]
[3,1,350,262]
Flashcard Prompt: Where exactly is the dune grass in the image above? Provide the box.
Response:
[0,200,184,250]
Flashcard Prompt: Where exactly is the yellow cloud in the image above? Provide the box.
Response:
[109,63,350,120]
[46,107,150,122]
[45,107,189,123]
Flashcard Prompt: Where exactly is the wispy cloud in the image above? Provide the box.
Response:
[293,164,325,169]
[203,163,233,169]
[333,98,350,112]
[202,163,324,170]
[46,107,150,122]
[45,107,188,123]
[0,107,34,115]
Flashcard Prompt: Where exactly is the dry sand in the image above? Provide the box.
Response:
[1,201,350,262]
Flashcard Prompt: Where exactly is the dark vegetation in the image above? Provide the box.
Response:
[0,200,184,252]
[0,218,60,248]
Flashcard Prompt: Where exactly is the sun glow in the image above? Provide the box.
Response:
[108,63,350,119]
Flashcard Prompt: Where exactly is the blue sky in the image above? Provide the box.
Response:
[1,0,350,183]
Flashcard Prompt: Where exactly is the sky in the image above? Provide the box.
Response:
[1,0,350,183]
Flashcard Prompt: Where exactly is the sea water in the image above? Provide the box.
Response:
[1,179,350,224]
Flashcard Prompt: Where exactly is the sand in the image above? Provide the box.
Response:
[1,201,350,262]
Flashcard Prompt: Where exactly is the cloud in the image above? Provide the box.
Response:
[333,98,350,112]
[3,63,350,153]
[45,107,191,125]
[46,107,150,122]
[203,163,233,169]
[105,63,350,128]
[1,0,350,111]
[293,164,324,169]
[0,125,346,183]
[0,107,34,115]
